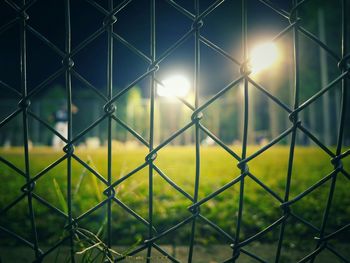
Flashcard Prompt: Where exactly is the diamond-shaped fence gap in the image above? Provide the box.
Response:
[248,36,295,109]
[247,0,290,39]
[246,139,291,199]
[240,175,282,238]
[110,145,148,182]
[31,197,68,248]
[26,35,64,93]
[114,124,150,150]
[195,216,234,247]
[114,0,150,57]
[189,221,232,262]
[31,159,67,212]
[113,40,150,92]
[111,85,151,143]
[0,27,20,91]
[70,0,106,49]
[289,145,335,200]
[0,136,25,173]
[282,214,349,262]
[0,1,17,24]
[155,35,194,89]
[197,0,221,14]
[152,170,193,226]
[296,98,340,148]
[239,82,254,146]
[153,135,196,194]
[169,0,195,14]
[69,157,107,216]
[0,110,24,150]
[265,0,293,11]
[26,95,64,150]
[73,203,109,244]
[297,32,344,148]
[271,215,318,262]
[246,81,291,145]
[72,148,107,180]
[27,150,66,183]
[146,221,192,258]
[298,31,338,99]
[326,240,350,262]
[240,230,281,262]
[246,34,295,111]
[198,141,241,200]
[110,200,149,246]
[72,33,108,91]
[313,249,343,263]
[70,94,106,143]
[200,37,241,97]
[28,80,66,107]
[0,167,25,218]
[112,167,149,217]
[0,160,26,204]
[26,0,66,52]
[155,1,193,56]
[0,246,36,263]
[154,99,193,145]
[291,181,331,232]
[0,197,34,246]
[40,237,73,263]
[197,181,240,238]
[199,85,242,145]
[324,172,350,237]
[297,0,343,53]
[0,3,18,28]
[200,0,242,61]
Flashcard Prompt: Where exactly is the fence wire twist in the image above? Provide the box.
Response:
[0,0,349,262]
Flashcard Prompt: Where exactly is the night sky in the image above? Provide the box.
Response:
[1,0,292,98]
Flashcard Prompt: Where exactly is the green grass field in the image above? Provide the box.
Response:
[0,146,349,262]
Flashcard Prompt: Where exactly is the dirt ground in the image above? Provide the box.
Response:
[1,243,349,262]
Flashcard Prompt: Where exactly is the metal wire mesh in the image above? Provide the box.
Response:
[0,0,349,262]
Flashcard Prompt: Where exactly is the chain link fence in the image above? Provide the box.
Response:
[0,0,349,262]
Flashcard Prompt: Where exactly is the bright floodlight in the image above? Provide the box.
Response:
[250,42,279,73]
[157,75,190,98]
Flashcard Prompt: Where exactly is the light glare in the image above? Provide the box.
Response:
[157,75,190,98]
[250,42,278,73]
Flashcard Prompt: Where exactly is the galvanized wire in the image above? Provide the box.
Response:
[0,0,349,262]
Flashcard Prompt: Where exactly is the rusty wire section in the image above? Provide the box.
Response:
[0,0,349,262]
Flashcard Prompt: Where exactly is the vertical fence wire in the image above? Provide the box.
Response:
[107,0,114,249]
[147,0,156,261]
[20,0,40,260]
[188,0,201,262]
[64,0,75,261]
[233,0,248,261]
[275,0,301,261]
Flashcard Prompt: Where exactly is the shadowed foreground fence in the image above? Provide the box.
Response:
[0,0,349,262]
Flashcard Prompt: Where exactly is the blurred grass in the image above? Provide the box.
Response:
[0,146,349,255]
